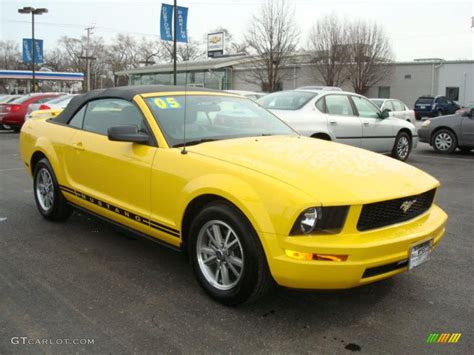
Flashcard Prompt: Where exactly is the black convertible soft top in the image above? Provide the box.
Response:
[53,85,221,124]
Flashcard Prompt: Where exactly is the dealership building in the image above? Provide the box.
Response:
[117,55,474,107]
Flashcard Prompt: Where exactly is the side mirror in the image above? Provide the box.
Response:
[380,108,391,119]
[108,125,149,144]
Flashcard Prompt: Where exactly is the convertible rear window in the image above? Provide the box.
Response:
[258,91,317,110]
[145,94,295,147]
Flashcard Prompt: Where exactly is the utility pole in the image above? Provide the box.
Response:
[83,26,95,92]
[173,0,177,85]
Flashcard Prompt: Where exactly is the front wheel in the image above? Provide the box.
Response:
[432,129,457,154]
[33,158,72,221]
[391,131,412,161]
[189,202,273,305]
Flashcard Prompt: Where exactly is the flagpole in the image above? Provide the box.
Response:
[173,0,177,85]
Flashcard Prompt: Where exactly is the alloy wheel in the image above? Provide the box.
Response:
[35,167,54,212]
[196,220,244,291]
[396,136,410,160]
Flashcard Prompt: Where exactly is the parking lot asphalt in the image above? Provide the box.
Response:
[0,130,473,354]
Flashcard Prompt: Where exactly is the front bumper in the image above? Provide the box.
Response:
[260,204,447,289]
[418,127,431,143]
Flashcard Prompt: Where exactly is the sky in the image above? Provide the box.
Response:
[1,0,473,62]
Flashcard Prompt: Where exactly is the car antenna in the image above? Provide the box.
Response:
[181,59,189,155]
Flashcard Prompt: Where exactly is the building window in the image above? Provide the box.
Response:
[378,86,390,98]
[404,74,412,79]
[446,87,459,101]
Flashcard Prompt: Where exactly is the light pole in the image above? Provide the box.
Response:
[18,6,48,93]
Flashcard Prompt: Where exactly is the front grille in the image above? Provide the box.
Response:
[357,188,436,231]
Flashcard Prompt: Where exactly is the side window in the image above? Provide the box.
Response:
[351,96,380,119]
[82,99,144,135]
[393,100,404,111]
[384,101,395,111]
[68,105,87,128]
[315,98,326,113]
[325,95,354,116]
[437,97,448,104]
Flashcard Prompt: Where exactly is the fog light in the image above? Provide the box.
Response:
[314,254,348,262]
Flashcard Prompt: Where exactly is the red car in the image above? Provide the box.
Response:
[0,93,64,131]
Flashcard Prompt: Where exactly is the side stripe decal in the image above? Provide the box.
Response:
[59,185,180,238]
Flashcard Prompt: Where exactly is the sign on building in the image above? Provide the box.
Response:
[22,38,44,64]
[207,32,224,58]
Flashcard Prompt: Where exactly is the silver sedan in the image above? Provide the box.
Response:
[259,90,418,161]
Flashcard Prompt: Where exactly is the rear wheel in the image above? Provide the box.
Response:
[189,202,273,305]
[437,110,443,117]
[391,131,412,161]
[432,129,457,154]
[33,158,72,221]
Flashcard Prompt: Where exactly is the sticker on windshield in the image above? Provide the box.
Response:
[152,97,181,109]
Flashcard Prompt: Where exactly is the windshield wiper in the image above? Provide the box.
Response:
[173,138,219,148]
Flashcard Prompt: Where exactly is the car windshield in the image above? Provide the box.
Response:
[416,98,434,105]
[258,91,317,110]
[371,99,384,108]
[46,95,68,105]
[11,95,33,104]
[145,94,296,147]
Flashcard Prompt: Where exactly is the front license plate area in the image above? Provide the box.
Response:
[409,239,433,270]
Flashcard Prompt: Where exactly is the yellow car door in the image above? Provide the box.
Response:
[61,98,156,235]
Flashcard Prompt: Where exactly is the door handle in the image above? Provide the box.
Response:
[363,122,370,127]
[329,121,337,126]
[73,142,84,151]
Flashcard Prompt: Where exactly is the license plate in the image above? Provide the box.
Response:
[420,105,426,109]
[409,239,433,270]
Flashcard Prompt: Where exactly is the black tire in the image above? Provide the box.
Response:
[33,158,72,221]
[12,126,20,132]
[437,110,443,117]
[188,201,273,306]
[391,131,412,161]
[432,129,457,154]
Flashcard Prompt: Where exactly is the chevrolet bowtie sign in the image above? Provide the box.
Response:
[207,32,224,58]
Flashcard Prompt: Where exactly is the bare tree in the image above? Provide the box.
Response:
[0,40,21,70]
[308,14,350,87]
[346,20,393,94]
[160,38,204,63]
[243,0,299,92]
[0,40,22,93]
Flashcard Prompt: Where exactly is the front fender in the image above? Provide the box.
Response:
[178,172,312,237]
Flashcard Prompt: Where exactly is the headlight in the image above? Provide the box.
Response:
[290,206,349,235]
[422,120,431,127]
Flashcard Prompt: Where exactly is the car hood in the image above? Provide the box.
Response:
[187,136,439,205]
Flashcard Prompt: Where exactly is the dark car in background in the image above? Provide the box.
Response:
[418,108,474,153]
[414,95,460,120]
[0,93,63,131]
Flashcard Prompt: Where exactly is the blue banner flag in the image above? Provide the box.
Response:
[22,39,44,64]
[176,6,188,43]
[160,3,173,41]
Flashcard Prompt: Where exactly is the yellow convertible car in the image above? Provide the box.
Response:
[20,86,447,305]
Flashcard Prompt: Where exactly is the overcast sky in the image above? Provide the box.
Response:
[1,0,473,61]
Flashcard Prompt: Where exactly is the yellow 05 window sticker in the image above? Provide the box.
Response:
[153,97,181,109]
